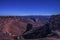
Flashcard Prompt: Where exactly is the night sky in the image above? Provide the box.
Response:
[0,0,60,16]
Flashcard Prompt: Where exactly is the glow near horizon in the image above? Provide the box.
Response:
[0,11,59,16]
[0,12,59,16]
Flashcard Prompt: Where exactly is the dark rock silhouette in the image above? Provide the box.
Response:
[23,23,33,34]
[22,23,51,39]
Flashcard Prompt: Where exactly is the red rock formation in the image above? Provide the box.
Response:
[1,17,27,36]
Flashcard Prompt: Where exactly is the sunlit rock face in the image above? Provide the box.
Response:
[0,16,27,36]
[49,14,60,31]
[0,16,28,40]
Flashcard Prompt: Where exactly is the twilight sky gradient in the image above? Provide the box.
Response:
[0,0,60,16]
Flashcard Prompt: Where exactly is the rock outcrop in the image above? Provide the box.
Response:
[22,23,51,39]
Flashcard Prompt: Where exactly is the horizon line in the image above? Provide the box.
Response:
[0,14,60,16]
